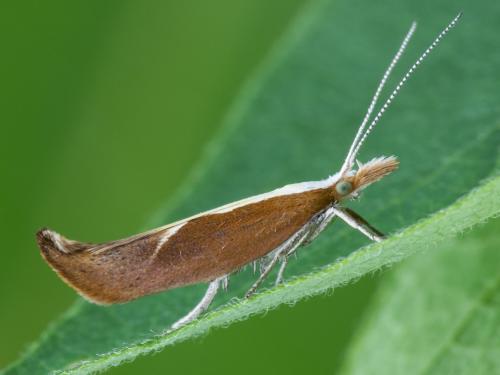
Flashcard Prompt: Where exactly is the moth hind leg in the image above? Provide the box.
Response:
[169,274,228,332]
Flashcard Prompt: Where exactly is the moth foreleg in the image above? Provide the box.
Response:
[332,206,385,242]
[169,275,228,332]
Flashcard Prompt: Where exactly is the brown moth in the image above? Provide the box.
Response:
[36,13,461,331]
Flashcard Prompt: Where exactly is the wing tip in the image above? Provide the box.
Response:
[35,228,115,305]
[36,227,67,254]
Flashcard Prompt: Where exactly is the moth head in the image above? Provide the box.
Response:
[333,156,398,201]
[332,14,462,201]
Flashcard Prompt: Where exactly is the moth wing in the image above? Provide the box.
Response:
[36,180,333,304]
[36,225,181,304]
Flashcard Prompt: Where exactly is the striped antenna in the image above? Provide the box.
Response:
[340,12,463,176]
[339,21,417,176]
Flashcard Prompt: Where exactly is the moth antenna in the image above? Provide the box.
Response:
[339,21,417,176]
[344,12,462,172]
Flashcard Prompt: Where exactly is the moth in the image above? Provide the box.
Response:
[36,13,461,331]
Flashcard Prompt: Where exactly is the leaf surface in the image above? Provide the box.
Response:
[341,219,500,375]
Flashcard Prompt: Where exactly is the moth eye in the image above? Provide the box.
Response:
[335,181,352,196]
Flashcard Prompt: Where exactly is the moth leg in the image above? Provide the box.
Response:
[274,254,288,285]
[275,256,289,286]
[244,246,289,298]
[170,275,228,331]
[302,205,338,246]
[332,206,385,242]
[274,207,338,285]
[245,226,310,298]
[275,207,384,287]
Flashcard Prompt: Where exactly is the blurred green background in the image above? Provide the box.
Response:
[0,0,382,373]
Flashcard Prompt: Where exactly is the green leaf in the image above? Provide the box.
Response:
[340,218,500,375]
[4,0,500,373]
[14,175,500,375]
